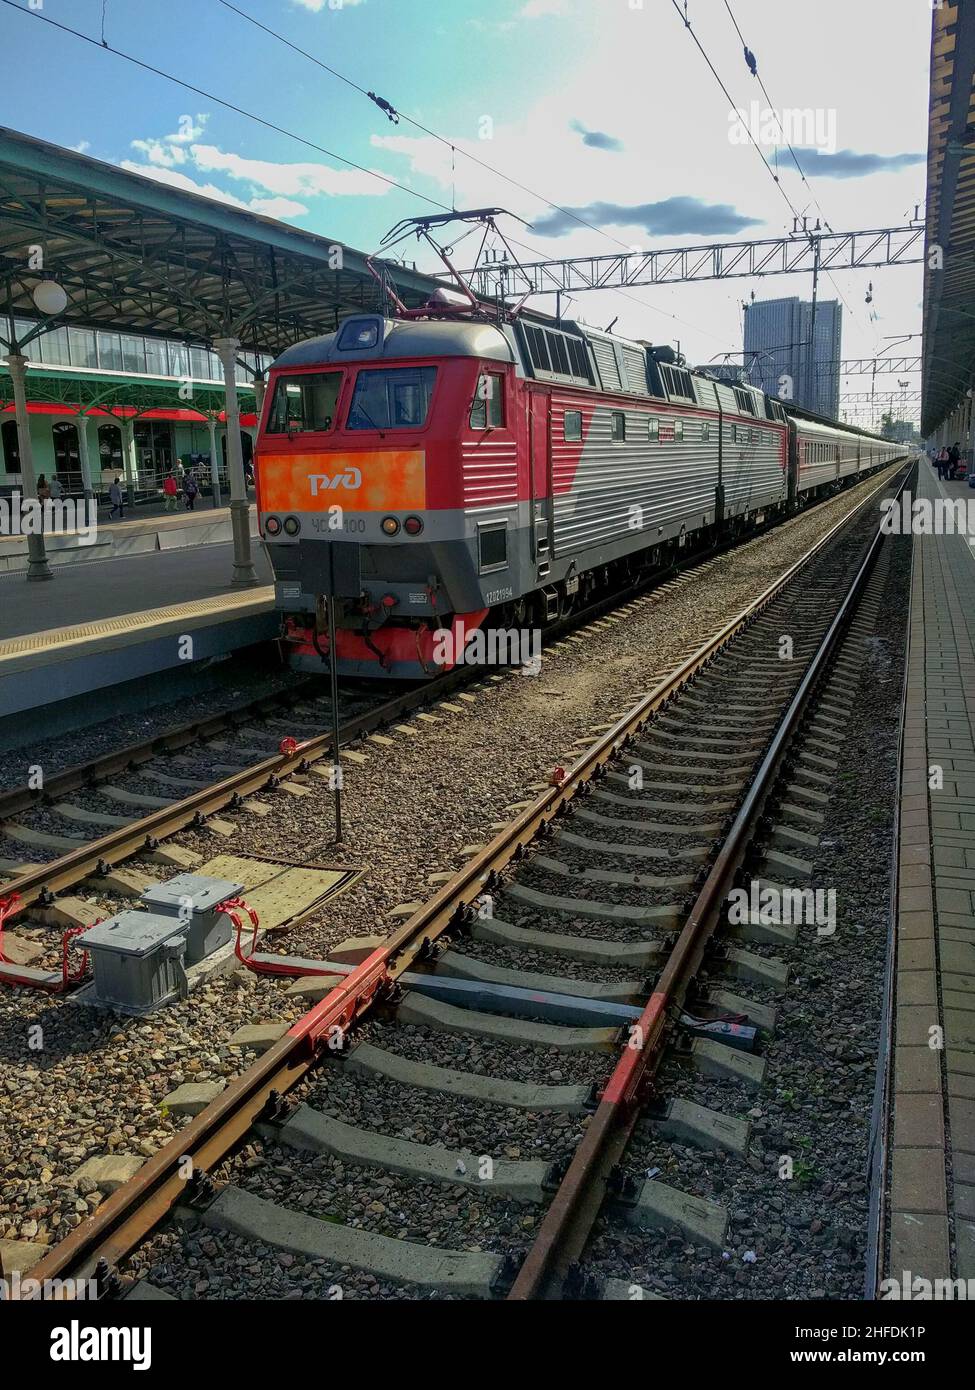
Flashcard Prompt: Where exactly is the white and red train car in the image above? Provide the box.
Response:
[254,310,905,678]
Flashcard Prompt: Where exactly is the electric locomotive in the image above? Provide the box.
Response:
[255,265,905,679]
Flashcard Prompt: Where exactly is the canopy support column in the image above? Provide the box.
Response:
[214,335,257,586]
[207,415,223,508]
[77,413,95,501]
[4,352,52,581]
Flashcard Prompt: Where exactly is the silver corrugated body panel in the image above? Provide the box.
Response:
[461,435,520,511]
[550,402,786,556]
[590,338,622,392]
[694,378,720,410]
[620,345,650,394]
[721,422,788,512]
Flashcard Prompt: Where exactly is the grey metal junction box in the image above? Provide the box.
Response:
[140,874,245,964]
[82,911,189,1015]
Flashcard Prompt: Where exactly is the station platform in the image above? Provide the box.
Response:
[892,461,975,1288]
[0,500,259,573]
[0,539,276,722]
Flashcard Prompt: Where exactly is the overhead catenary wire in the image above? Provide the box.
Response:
[0,0,453,212]
[0,0,753,349]
[210,0,727,344]
[720,0,883,356]
[213,0,639,254]
[669,0,803,226]
[678,0,884,369]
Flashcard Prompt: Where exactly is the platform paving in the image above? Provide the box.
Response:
[0,537,272,641]
[892,465,975,1285]
[0,534,276,720]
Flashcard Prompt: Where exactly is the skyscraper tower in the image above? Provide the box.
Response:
[743,295,842,419]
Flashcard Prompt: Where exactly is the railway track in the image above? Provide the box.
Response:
[0,478,876,918]
[12,458,913,1301]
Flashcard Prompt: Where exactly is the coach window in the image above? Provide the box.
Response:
[267,372,342,434]
[564,410,582,442]
[470,372,505,429]
[478,522,508,573]
[611,411,626,441]
[674,420,684,441]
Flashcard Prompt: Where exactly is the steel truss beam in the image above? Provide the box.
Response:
[468,226,924,296]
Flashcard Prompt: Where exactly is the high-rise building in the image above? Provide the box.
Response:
[743,295,842,419]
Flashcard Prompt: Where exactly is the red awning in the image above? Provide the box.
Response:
[1,402,257,426]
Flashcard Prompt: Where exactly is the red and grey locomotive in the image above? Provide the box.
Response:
[255,280,904,678]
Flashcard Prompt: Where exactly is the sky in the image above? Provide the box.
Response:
[0,0,932,424]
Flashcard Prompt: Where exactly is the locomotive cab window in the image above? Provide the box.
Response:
[347,366,436,430]
[564,410,583,442]
[470,373,505,429]
[611,411,626,441]
[267,372,342,434]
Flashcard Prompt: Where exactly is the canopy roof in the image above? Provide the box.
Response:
[0,126,440,356]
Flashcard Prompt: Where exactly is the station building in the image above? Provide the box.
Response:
[0,321,271,499]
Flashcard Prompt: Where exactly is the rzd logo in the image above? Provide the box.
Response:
[309,467,361,495]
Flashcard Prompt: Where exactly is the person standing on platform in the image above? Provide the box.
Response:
[937,445,950,479]
[50,475,64,501]
[163,471,179,511]
[183,469,199,511]
[949,442,962,480]
[36,474,51,502]
[108,474,124,520]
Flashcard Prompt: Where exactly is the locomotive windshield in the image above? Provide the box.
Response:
[267,372,342,434]
[347,366,437,430]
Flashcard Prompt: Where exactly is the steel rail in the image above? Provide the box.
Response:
[18,462,910,1296]
[0,524,759,905]
[0,680,320,824]
[0,662,490,908]
[507,460,917,1300]
[0,464,898,841]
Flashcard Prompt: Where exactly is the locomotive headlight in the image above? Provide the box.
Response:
[404,515,423,535]
[381,516,400,536]
[264,515,282,536]
[283,515,301,536]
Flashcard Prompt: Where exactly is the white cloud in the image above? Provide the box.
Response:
[290,0,365,10]
[191,144,390,198]
[165,115,209,144]
[131,138,187,168]
[70,140,91,154]
[119,161,251,208]
[250,195,311,218]
[119,162,308,221]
